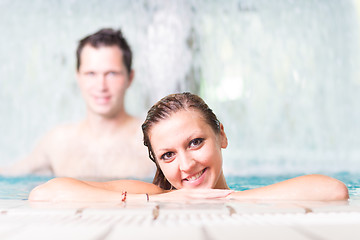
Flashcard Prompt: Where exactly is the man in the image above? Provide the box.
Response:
[1,28,154,179]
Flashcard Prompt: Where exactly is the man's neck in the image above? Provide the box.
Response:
[83,110,133,137]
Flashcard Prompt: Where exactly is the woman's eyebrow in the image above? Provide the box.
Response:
[154,130,205,152]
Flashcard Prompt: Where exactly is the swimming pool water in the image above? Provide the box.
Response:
[0,172,358,200]
[0,175,50,200]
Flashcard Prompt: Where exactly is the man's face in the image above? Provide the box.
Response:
[77,45,133,118]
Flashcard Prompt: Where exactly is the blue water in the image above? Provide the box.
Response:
[0,175,51,200]
[0,172,358,200]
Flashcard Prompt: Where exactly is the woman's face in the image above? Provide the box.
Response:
[149,109,228,189]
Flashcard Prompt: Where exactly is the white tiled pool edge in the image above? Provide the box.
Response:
[0,199,360,239]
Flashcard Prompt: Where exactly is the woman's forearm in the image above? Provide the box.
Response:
[28,177,164,202]
[29,174,349,202]
[228,174,349,201]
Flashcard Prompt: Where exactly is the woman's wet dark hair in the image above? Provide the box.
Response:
[76,28,132,73]
[142,92,221,190]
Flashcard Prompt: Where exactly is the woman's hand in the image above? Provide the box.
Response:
[149,188,234,202]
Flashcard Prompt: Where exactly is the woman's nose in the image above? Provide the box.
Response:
[178,152,196,172]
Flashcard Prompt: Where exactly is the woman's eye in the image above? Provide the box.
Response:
[189,138,204,148]
[161,152,175,161]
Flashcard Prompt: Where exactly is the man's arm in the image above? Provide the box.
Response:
[0,133,53,176]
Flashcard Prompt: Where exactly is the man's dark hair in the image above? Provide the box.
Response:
[76,28,132,72]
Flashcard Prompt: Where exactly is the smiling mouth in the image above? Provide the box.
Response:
[94,96,111,104]
[184,168,207,181]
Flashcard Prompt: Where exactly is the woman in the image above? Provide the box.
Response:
[29,92,349,202]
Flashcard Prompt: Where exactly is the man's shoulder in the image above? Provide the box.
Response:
[26,122,82,159]
[128,115,143,127]
[45,122,82,141]
[124,116,144,135]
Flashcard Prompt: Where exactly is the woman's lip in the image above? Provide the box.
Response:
[183,168,206,181]
[182,168,207,187]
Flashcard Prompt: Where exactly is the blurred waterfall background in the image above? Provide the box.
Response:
[1,0,360,176]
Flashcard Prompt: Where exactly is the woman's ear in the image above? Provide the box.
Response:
[219,123,228,148]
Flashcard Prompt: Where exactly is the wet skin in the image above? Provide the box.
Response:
[149,109,229,190]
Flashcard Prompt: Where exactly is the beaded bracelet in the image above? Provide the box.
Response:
[121,191,127,202]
